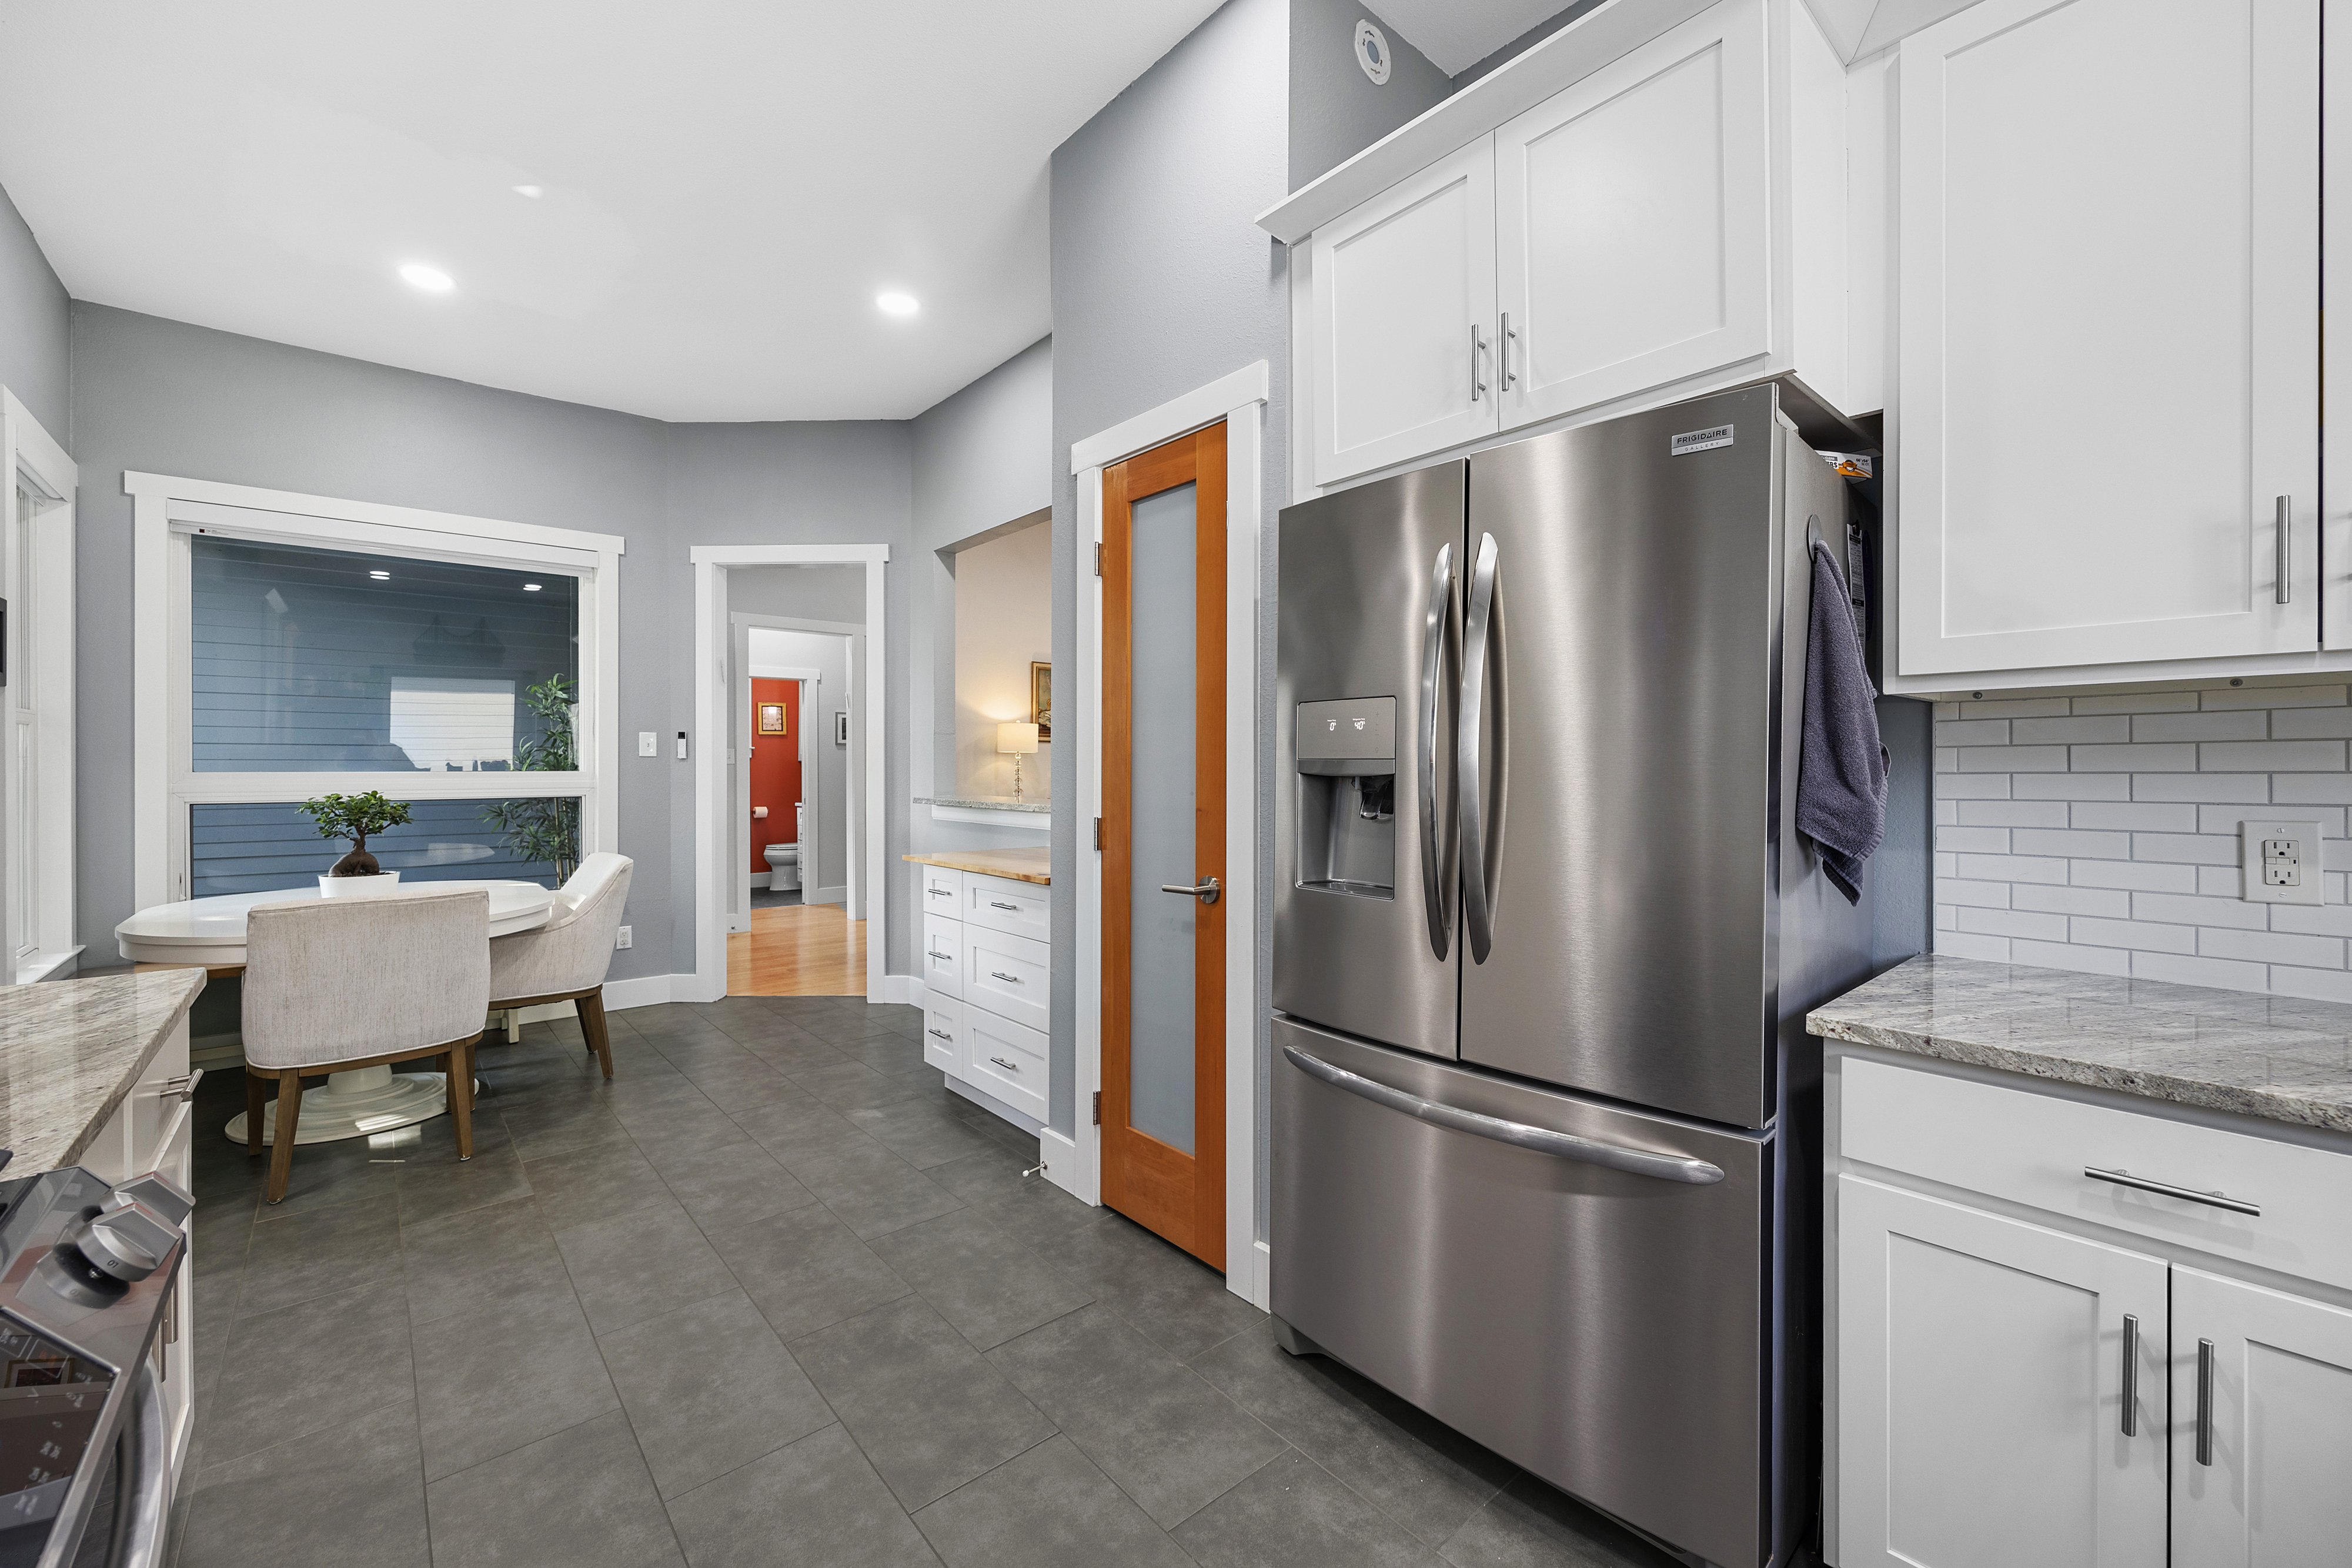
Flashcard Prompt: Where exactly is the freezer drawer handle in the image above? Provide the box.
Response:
[1281,1045,1725,1185]
[1418,541,1453,960]
[2084,1166,2259,1216]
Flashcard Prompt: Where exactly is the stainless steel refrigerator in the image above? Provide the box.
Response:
[1271,383,1875,1568]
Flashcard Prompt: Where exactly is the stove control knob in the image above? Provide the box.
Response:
[74,1202,179,1283]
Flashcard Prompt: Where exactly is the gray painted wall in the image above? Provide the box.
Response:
[1288,0,1453,191]
[1050,0,1292,1143]
[0,183,68,439]
[1451,0,1608,88]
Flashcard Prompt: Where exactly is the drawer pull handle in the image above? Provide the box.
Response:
[989,901,1021,912]
[2120,1313,2139,1437]
[927,950,953,962]
[2084,1166,2259,1217]
[929,888,953,898]
[1281,1045,1724,1185]
[2196,1338,2216,1466]
[988,1056,1020,1072]
[990,971,1022,985]
[927,1028,952,1042]
[156,1071,205,1104]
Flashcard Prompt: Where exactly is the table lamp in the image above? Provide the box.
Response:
[997,721,1040,802]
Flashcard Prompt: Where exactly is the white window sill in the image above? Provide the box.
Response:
[16,947,85,986]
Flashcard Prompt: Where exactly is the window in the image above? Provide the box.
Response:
[130,477,623,910]
[2,392,76,981]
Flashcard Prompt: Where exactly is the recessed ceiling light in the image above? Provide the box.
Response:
[523,583,542,591]
[876,292,919,317]
[399,263,454,293]
[512,184,544,199]
[369,570,392,580]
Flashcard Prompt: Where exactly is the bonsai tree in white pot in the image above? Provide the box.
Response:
[300,791,415,887]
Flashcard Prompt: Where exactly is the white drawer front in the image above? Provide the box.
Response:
[963,927,1051,1033]
[921,914,963,998]
[1839,1054,2352,1293]
[921,994,963,1075]
[920,865,965,917]
[964,874,1050,944]
[965,1007,1047,1120]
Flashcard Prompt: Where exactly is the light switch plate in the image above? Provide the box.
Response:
[637,731,657,757]
[2241,820,2324,905]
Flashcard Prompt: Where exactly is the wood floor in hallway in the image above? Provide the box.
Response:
[729,901,866,995]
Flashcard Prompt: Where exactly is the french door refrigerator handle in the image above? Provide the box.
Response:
[1419,540,1454,959]
[1281,1045,1725,1185]
[1458,531,1500,963]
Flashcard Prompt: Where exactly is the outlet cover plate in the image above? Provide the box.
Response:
[2241,819,2324,905]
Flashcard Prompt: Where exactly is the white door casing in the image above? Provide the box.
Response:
[1308,138,1499,487]
[0,391,76,982]
[1835,1175,2169,1568]
[1895,0,2320,677]
[1495,0,1770,429]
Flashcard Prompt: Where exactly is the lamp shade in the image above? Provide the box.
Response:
[996,721,1040,755]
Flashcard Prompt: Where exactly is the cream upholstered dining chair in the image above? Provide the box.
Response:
[487,853,633,1079]
[242,887,490,1205]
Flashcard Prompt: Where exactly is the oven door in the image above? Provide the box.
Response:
[0,1361,166,1568]
[1271,1018,1770,1568]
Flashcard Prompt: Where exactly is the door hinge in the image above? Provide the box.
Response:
[1093,816,1102,850]
[1091,1090,1101,1126]
[1094,542,1103,576]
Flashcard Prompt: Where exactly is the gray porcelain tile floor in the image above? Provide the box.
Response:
[165,997,1688,1568]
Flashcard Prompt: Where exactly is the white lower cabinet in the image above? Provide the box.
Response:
[1834,1176,2168,1567]
[920,994,961,1074]
[2171,1266,2352,1566]
[963,1007,1047,1122]
[915,862,1051,1126]
[1830,1051,2352,1567]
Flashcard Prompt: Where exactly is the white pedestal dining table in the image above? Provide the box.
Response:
[115,880,557,1147]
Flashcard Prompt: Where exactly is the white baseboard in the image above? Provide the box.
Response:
[872,974,923,1006]
[750,870,771,888]
[604,973,695,1011]
[1040,1127,1091,1205]
[944,1073,1044,1136]
[1234,1238,1271,1312]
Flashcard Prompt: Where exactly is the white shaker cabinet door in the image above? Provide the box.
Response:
[2171,1266,2352,1567]
[1835,1177,2168,1568]
[1494,0,1769,430]
[1895,0,2318,677]
[1307,137,1499,486]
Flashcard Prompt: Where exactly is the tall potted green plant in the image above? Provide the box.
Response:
[300,790,415,895]
[482,674,582,885]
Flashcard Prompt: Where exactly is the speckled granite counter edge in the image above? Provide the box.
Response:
[6,969,206,1174]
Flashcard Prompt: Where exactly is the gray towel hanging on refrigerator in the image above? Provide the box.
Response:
[1797,539,1887,904]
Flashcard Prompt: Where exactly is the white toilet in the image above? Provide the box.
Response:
[763,803,803,892]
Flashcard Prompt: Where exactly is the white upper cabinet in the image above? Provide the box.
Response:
[1494,0,1770,426]
[1307,139,1499,487]
[1894,0,2320,681]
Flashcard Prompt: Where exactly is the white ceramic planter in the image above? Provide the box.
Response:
[318,871,402,898]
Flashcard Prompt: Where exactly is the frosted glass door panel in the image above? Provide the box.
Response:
[1128,482,1197,1154]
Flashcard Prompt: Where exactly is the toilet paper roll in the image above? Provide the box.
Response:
[752,806,768,819]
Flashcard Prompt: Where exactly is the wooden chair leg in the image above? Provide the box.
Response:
[265,1074,304,1205]
[447,1039,475,1161]
[577,989,614,1081]
[245,1071,268,1159]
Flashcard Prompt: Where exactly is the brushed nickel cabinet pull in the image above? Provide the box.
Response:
[2120,1314,2139,1436]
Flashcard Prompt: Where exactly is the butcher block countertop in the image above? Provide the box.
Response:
[903,848,1051,886]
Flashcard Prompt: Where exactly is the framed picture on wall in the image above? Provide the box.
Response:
[757,702,787,735]
[1031,661,1052,741]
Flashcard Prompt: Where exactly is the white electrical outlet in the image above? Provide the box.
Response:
[637,731,657,757]
[2241,820,2324,905]
[614,925,633,950]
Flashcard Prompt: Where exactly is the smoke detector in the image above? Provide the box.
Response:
[1355,19,1392,84]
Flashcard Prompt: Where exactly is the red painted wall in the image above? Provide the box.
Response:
[750,678,802,871]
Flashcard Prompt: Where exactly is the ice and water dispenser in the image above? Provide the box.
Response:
[1294,696,1396,900]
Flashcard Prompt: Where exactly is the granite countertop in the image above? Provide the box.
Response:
[0,969,206,1172]
[1809,954,2352,1134]
[914,796,1052,815]
[903,848,1051,885]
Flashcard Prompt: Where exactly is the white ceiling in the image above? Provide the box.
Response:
[0,1,1221,422]
[1375,0,1588,76]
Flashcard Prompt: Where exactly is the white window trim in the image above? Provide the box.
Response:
[1068,361,1268,1312]
[3,392,80,982]
[126,472,625,912]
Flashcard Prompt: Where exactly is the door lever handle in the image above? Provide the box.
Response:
[1159,877,1221,905]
